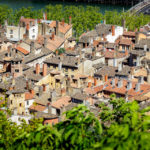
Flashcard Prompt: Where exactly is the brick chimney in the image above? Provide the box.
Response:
[61,18,65,26]
[104,75,108,82]
[69,16,72,25]
[26,81,29,89]
[30,89,34,96]
[43,64,47,77]
[36,63,40,75]
[88,82,92,88]
[111,25,115,36]
[51,32,55,40]
[94,78,97,86]
[43,84,46,92]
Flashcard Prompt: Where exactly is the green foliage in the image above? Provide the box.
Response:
[55,48,66,55]
[0,4,149,37]
[1,95,150,149]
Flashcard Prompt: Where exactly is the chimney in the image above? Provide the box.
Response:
[26,23,30,31]
[135,83,140,92]
[56,20,59,36]
[147,69,150,84]
[111,78,115,87]
[103,19,106,24]
[43,64,47,77]
[36,63,40,75]
[61,18,65,26]
[104,75,108,82]
[118,62,122,71]
[138,76,144,84]
[30,41,35,53]
[47,102,52,114]
[58,61,62,71]
[111,25,115,36]
[44,37,47,48]
[43,84,46,92]
[26,81,29,89]
[88,82,92,88]
[118,78,123,88]
[51,32,55,40]
[127,80,132,90]
[136,56,140,66]
[43,12,47,20]
[144,45,147,52]
[30,89,34,96]
[69,16,72,25]
[94,78,97,86]
[113,58,117,67]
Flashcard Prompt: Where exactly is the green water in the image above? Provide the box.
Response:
[0,0,130,13]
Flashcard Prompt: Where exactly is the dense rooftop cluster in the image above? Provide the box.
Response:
[0,13,150,125]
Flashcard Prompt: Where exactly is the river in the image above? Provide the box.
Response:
[0,0,130,13]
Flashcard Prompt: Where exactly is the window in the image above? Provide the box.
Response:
[27,101,29,105]
[10,30,13,34]
[10,35,13,38]
[33,29,35,33]
[11,100,13,104]
[32,35,35,39]
[15,69,19,72]
[71,68,74,72]
[19,103,22,107]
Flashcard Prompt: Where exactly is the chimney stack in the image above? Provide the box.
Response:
[127,80,132,90]
[56,20,59,36]
[104,75,108,82]
[61,18,65,26]
[118,62,122,71]
[30,41,35,53]
[144,45,147,52]
[69,16,72,25]
[147,69,150,84]
[51,32,55,40]
[111,78,115,87]
[118,78,123,88]
[43,84,46,92]
[94,78,97,86]
[44,37,47,48]
[111,25,115,36]
[135,83,140,92]
[88,82,92,88]
[36,63,40,75]
[26,81,29,89]
[43,64,47,77]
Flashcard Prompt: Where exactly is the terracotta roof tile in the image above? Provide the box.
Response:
[104,50,127,59]
[119,38,133,46]
[123,31,135,37]
[29,104,46,112]
[49,21,72,34]
[52,96,71,109]
[16,47,29,55]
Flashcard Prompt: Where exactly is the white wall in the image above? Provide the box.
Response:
[25,99,35,114]
[29,24,38,40]
[106,26,123,43]
[6,26,26,41]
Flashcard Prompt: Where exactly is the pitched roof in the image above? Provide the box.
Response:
[119,38,133,46]
[123,31,136,37]
[49,21,72,34]
[16,46,29,55]
[104,50,127,59]
[103,78,150,98]
[51,96,71,109]
[29,104,46,112]
[94,66,118,77]
[71,92,88,101]
[37,35,65,51]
